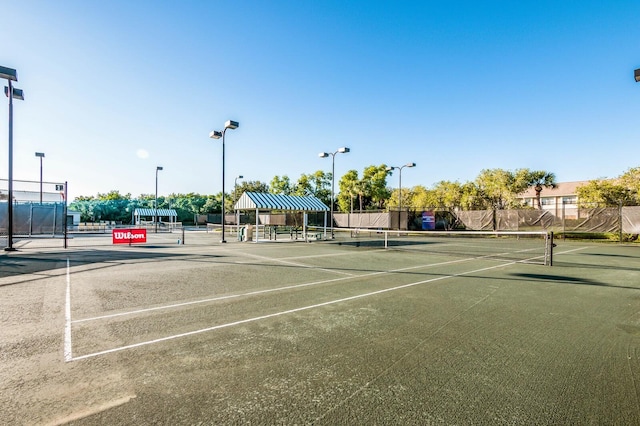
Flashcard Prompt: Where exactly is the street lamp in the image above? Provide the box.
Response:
[35,152,44,204]
[209,120,239,243]
[234,175,244,202]
[319,147,350,238]
[2,65,24,251]
[155,166,163,233]
[234,175,243,233]
[386,162,416,230]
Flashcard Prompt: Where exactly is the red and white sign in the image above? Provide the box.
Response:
[112,229,147,244]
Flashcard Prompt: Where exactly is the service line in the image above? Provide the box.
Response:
[69,255,534,362]
[68,244,587,362]
[72,254,484,324]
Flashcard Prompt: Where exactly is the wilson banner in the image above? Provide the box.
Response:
[112,229,147,244]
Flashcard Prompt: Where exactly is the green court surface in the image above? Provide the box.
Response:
[1,233,639,424]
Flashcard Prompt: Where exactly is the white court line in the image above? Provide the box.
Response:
[68,245,577,361]
[236,251,357,277]
[74,248,519,325]
[555,246,590,256]
[69,254,540,362]
[64,258,73,362]
[72,255,477,324]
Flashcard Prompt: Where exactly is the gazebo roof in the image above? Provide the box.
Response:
[134,208,177,217]
[234,192,329,212]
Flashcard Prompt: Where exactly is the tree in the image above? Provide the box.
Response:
[96,190,131,201]
[575,180,633,207]
[459,182,485,210]
[405,185,437,210]
[474,168,541,210]
[337,170,360,212]
[233,180,269,204]
[431,181,464,209]
[362,165,391,209]
[293,171,331,205]
[524,169,557,209]
[618,167,640,203]
[475,169,518,209]
[269,175,292,195]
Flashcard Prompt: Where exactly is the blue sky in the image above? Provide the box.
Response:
[2,1,640,201]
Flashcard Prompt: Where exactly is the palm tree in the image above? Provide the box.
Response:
[528,171,557,209]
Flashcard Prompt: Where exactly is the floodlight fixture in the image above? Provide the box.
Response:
[4,86,24,100]
[2,65,24,251]
[0,66,17,81]
[635,68,640,83]
[387,162,417,229]
[209,119,239,243]
[225,120,239,130]
[319,146,351,238]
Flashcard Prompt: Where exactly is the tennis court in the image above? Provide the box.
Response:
[1,230,639,424]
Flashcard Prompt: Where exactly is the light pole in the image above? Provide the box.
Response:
[386,162,416,230]
[155,166,163,233]
[234,175,243,233]
[35,152,44,204]
[2,65,24,251]
[319,147,350,238]
[234,175,243,203]
[209,120,239,243]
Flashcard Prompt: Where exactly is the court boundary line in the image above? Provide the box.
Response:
[68,251,553,362]
[66,246,589,362]
[72,255,480,324]
[72,243,543,325]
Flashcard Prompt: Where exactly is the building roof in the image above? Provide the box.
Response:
[134,208,177,217]
[234,192,329,211]
[519,181,590,198]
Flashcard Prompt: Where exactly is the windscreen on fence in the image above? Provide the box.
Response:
[0,202,66,235]
[452,207,635,234]
[622,206,640,233]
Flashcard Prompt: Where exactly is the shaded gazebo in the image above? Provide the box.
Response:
[133,208,178,226]
[233,192,329,241]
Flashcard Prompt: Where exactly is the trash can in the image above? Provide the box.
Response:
[245,224,254,242]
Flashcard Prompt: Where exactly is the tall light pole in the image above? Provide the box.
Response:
[155,166,163,233]
[35,152,44,204]
[2,65,24,252]
[209,120,239,243]
[234,175,243,232]
[386,162,416,230]
[234,175,244,203]
[319,147,350,238]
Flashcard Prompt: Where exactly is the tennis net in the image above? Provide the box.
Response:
[323,228,553,266]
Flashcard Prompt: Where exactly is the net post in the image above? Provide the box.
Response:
[548,231,554,266]
[385,230,388,249]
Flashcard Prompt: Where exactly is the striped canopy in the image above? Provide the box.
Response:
[134,208,178,217]
[234,192,329,212]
